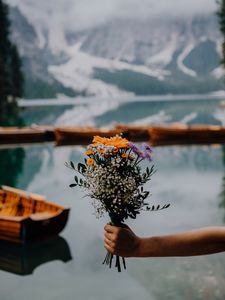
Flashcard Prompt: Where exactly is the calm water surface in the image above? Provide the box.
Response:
[1,97,225,300]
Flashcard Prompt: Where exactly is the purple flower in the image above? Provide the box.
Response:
[129,142,145,158]
[129,142,139,153]
[142,143,153,161]
[143,150,152,161]
[143,143,153,153]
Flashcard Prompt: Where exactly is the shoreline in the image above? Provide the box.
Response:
[18,92,225,108]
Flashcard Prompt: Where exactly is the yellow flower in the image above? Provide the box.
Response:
[87,158,94,166]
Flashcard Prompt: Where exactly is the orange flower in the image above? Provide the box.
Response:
[87,158,94,166]
[113,147,118,153]
[92,136,108,146]
[121,153,128,158]
[91,135,129,149]
[86,149,93,156]
[108,136,129,148]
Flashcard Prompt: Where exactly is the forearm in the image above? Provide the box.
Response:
[136,227,225,257]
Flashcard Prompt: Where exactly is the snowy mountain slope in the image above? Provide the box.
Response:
[6,1,225,97]
[48,41,171,96]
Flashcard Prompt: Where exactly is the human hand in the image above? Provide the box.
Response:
[104,224,141,257]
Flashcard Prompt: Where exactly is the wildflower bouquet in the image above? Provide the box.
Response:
[66,135,169,272]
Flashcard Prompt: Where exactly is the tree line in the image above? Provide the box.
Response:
[218,0,225,76]
[0,0,23,126]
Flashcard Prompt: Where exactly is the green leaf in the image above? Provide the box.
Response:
[164,204,170,209]
[147,203,170,211]
[150,165,155,173]
[69,183,77,188]
[78,163,86,173]
[129,213,136,219]
[70,161,75,169]
[74,176,78,183]
[143,191,149,199]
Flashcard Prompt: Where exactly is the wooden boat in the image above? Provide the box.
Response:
[0,186,70,243]
[54,127,124,146]
[149,124,225,146]
[0,126,55,144]
[0,236,72,275]
[115,124,150,142]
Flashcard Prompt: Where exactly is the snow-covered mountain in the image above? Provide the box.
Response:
[7,2,224,98]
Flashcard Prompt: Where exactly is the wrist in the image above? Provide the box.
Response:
[134,236,160,257]
[132,236,143,257]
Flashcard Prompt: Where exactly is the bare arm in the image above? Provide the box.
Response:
[104,225,225,257]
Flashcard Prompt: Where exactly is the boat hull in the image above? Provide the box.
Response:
[20,209,70,243]
[0,127,54,144]
[55,127,123,145]
[149,125,225,146]
[0,186,70,243]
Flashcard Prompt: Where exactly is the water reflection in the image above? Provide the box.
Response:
[0,236,72,276]
[0,148,25,186]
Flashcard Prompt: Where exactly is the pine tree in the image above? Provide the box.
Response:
[0,0,10,124]
[217,0,225,222]
[0,0,24,126]
[0,1,25,187]
[217,0,225,68]
[9,45,24,99]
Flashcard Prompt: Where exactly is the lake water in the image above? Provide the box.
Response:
[1,97,225,300]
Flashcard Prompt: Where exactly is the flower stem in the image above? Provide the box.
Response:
[102,216,126,272]
[115,255,121,272]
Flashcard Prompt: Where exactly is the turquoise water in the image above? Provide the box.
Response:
[0,97,225,300]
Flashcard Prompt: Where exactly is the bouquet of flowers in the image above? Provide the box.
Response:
[66,135,169,272]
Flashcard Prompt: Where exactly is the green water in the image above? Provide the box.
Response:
[0,98,225,299]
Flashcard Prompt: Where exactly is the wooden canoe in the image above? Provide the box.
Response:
[0,126,55,144]
[115,124,150,142]
[54,127,124,146]
[149,124,225,146]
[0,186,70,243]
[0,236,72,275]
